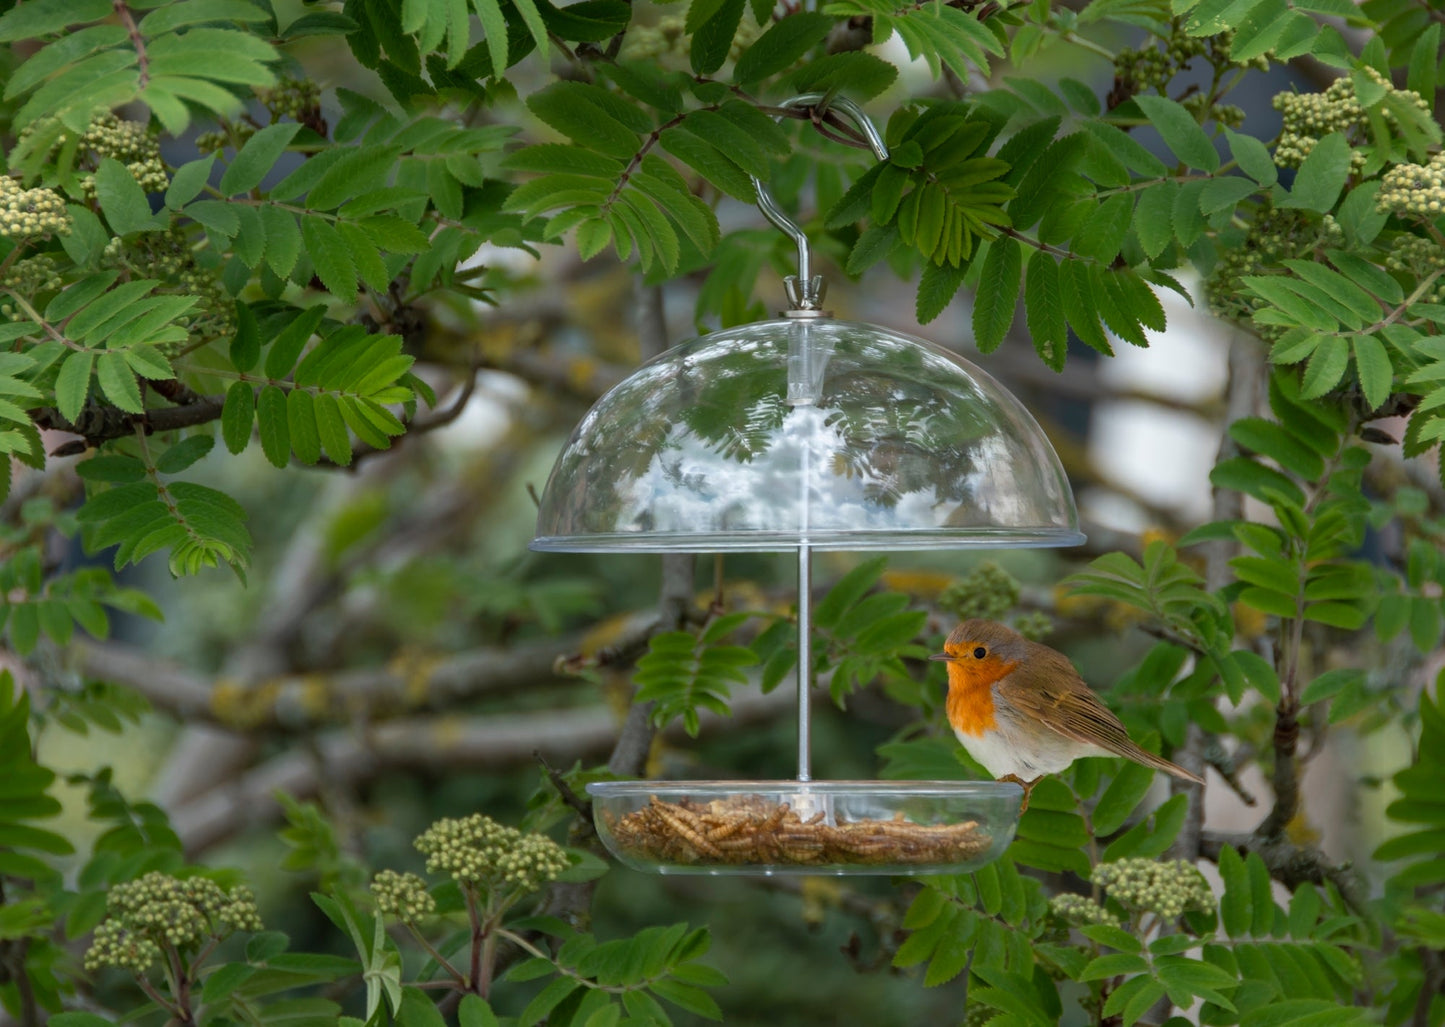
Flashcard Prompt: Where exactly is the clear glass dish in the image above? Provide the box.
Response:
[586,780,1023,875]
[532,319,1083,553]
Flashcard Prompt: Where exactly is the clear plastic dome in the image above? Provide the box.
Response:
[532,318,1083,552]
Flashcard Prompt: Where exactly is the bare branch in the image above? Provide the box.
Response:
[72,635,579,731]
[169,685,796,853]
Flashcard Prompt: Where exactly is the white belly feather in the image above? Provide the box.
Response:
[953,706,1110,780]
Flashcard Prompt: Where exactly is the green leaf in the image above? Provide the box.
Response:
[156,435,215,474]
[1092,761,1155,835]
[690,0,746,74]
[1279,133,1351,212]
[55,350,94,424]
[166,155,217,209]
[458,995,500,1027]
[1301,335,1350,399]
[301,217,358,298]
[96,351,143,412]
[94,158,160,236]
[1024,250,1066,371]
[221,381,254,454]
[732,12,833,82]
[972,237,1021,354]
[916,261,968,324]
[1134,181,1177,259]
[1229,417,1324,480]
[256,385,291,468]
[1133,95,1219,171]
[220,122,302,195]
[287,389,322,465]
[1352,334,1392,411]
[265,305,326,380]
[0,0,112,43]
[1226,127,1278,186]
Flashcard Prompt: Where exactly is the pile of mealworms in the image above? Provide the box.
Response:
[603,793,992,867]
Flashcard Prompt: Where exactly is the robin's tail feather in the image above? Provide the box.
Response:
[1113,740,1206,786]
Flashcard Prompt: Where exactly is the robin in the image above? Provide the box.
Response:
[932,619,1204,810]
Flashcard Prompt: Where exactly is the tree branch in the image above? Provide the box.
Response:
[168,684,795,853]
[72,635,580,731]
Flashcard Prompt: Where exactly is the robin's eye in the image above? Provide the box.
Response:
[973,646,987,659]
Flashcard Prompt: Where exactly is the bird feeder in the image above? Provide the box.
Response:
[531,95,1083,875]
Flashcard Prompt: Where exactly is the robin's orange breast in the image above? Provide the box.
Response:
[944,658,1017,737]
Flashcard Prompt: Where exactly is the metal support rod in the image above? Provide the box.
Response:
[796,542,812,783]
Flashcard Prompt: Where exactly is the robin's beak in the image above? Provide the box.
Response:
[928,652,953,662]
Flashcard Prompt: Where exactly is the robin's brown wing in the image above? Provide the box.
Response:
[996,644,1205,784]
[994,646,1136,752]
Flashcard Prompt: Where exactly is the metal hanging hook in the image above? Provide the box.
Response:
[751,93,890,314]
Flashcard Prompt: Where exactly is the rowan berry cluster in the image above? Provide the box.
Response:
[414,813,571,895]
[195,124,256,156]
[260,77,322,121]
[84,872,263,974]
[371,869,437,922]
[939,562,1020,622]
[618,16,688,63]
[79,111,169,194]
[1272,70,1424,171]
[1091,858,1213,919]
[0,176,70,239]
[1048,891,1121,928]
[1012,611,1054,642]
[1378,153,1445,219]
[0,254,63,295]
[1206,205,1344,330]
[1113,26,1264,114]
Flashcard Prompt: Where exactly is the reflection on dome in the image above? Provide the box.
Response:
[532,319,1083,552]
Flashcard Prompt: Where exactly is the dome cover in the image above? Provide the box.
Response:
[532,318,1083,552]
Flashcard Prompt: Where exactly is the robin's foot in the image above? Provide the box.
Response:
[997,774,1038,812]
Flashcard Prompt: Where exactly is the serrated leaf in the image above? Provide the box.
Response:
[256,385,290,468]
[1225,127,1277,186]
[1134,95,1219,171]
[1352,334,1392,410]
[95,158,160,236]
[1300,335,1350,398]
[1025,249,1066,371]
[917,261,968,324]
[95,351,143,412]
[1279,132,1350,212]
[732,11,832,82]
[221,381,253,454]
[55,350,94,424]
[972,237,1020,353]
[220,122,302,195]
[300,217,358,299]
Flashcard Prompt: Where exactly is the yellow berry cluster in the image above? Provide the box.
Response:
[1273,70,1425,171]
[1378,153,1445,219]
[80,111,169,194]
[371,869,438,922]
[939,562,1020,622]
[1091,858,1213,919]
[0,175,70,239]
[1048,891,1121,927]
[84,872,263,974]
[0,253,63,295]
[259,77,322,121]
[414,813,571,894]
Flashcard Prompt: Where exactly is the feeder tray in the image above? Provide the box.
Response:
[531,95,1081,876]
[588,781,1021,876]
